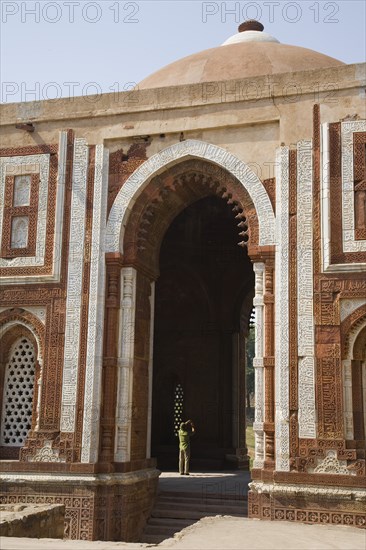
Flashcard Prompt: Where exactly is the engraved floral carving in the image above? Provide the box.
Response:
[31,440,64,463]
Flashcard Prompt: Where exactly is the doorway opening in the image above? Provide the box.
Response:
[151,195,254,470]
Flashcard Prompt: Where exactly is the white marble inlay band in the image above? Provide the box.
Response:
[253,262,265,469]
[60,138,89,433]
[297,140,316,439]
[274,146,290,471]
[81,145,109,463]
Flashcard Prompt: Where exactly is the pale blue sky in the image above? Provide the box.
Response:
[1,0,365,103]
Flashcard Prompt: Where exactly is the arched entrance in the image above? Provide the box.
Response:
[102,141,276,472]
[152,195,254,469]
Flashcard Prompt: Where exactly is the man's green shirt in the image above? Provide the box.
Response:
[178,428,193,450]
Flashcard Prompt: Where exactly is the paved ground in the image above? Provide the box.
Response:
[158,470,250,496]
[1,517,364,550]
[1,472,365,550]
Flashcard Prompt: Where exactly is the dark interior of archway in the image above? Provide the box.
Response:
[152,195,254,470]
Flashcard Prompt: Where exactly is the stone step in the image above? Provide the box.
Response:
[151,508,244,520]
[140,533,170,544]
[143,522,193,536]
[153,501,247,515]
[158,494,246,507]
[147,517,195,527]
[158,490,247,501]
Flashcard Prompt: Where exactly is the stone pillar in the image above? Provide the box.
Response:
[114,267,137,462]
[146,281,155,459]
[230,331,249,468]
[253,262,265,468]
[99,253,123,466]
[342,359,354,440]
[264,261,275,466]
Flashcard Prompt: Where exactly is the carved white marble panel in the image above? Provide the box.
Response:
[341,120,366,253]
[60,139,88,433]
[114,267,137,462]
[106,140,275,253]
[13,175,31,206]
[274,146,290,471]
[10,216,29,248]
[81,145,109,463]
[311,450,354,475]
[0,132,68,283]
[253,262,265,469]
[297,140,316,439]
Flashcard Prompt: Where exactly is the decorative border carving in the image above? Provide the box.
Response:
[297,140,316,438]
[0,153,50,271]
[1,174,39,258]
[274,146,290,471]
[81,145,109,463]
[341,304,366,358]
[249,482,366,528]
[60,139,89,433]
[123,159,259,277]
[288,149,298,465]
[341,304,366,440]
[253,262,265,468]
[324,121,366,270]
[0,309,45,361]
[0,136,67,282]
[341,122,366,253]
[106,140,275,253]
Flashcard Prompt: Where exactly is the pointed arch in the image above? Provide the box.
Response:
[341,304,366,440]
[105,140,275,253]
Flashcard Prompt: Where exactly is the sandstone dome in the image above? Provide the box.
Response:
[139,20,344,89]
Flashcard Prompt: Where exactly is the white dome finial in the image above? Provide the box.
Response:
[222,20,280,46]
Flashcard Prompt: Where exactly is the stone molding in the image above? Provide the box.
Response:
[249,479,366,500]
[0,467,160,486]
[105,140,275,253]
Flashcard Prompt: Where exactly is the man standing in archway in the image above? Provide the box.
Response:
[179,420,195,475]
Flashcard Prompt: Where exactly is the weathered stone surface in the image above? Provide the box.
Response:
[0,504,64,538]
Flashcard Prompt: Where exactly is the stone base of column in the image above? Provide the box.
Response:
[0,468,160,541]
[248,480,366,528]
[225,448,250,470]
